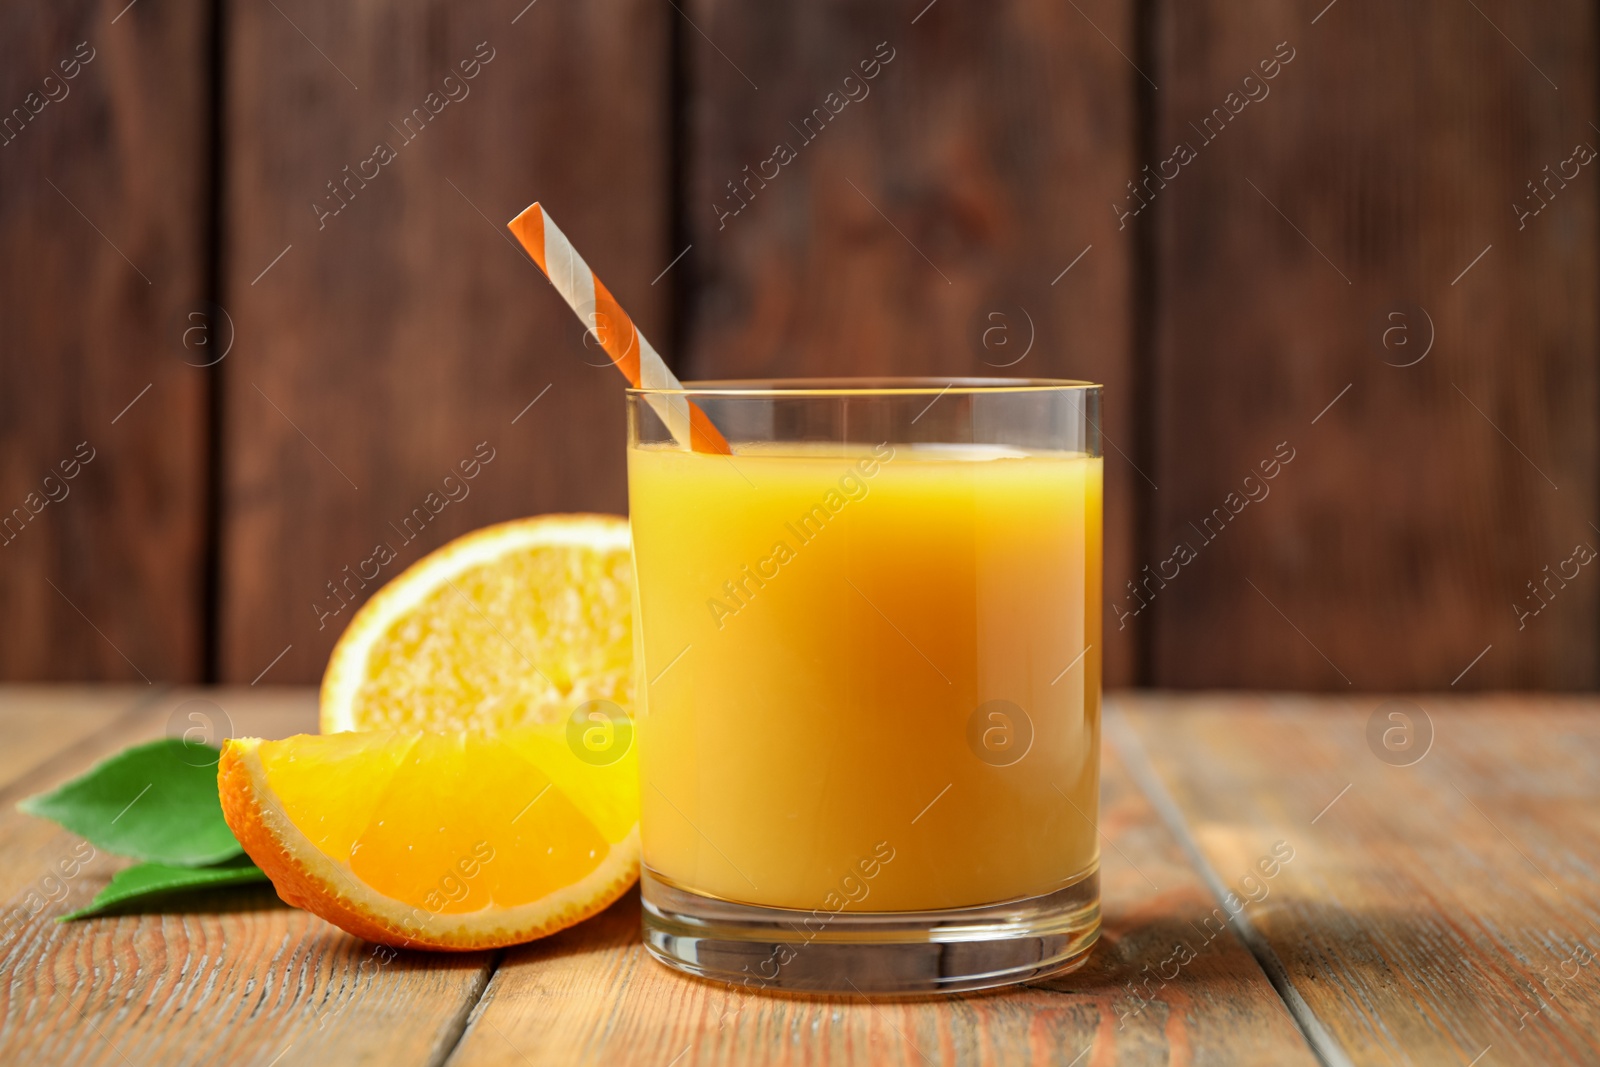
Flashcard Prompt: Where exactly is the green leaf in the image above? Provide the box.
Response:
[60,856,269,921]
[18,738,243,866]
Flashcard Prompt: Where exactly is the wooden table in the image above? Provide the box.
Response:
[0,688,1595,1066]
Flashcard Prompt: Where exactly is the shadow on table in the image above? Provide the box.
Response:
[60,880,288,921]
[497,887,1301,1005]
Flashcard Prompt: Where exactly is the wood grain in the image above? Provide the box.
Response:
[1140,0,1599,688]
[0,0,210,681]
[9,688,1600,1064]
[0,688,497,1067]
[442,703,1313,1067]
[679,0,1141,685]
[1121,693,1600,1065]
[6,2,1597,696]
[219,0,672,683]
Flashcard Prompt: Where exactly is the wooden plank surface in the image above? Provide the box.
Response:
[0,688,497,1067]
[1140,0,1599,688]
[1121,693,1600,1065]
[4,5,1598,695]
[442,701,1313,1067]
[680,0,1141,685]
[8,2,1596,695]
[0,0,210,681]
[0,687,151,792]
[9,687,1599,1065]
[219,0,671,683]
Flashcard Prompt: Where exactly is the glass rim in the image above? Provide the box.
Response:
[626,376,1102,398]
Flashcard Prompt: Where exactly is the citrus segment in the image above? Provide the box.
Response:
[258,730,418,861]
[220,726,639,951]
[346,734,607,913]
[320,515,632,735]
[500,728,638,842]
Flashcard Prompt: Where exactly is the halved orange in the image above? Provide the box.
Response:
[320,514,633,735]
[219,727,639,950]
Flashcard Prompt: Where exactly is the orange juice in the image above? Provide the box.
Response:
[628,441,1101,912]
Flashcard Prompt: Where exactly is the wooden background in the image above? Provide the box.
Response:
[0,0,1593,690]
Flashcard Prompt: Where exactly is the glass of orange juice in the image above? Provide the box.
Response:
[626,379,1102,994]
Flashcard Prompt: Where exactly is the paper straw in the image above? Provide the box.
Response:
[507,203,730,454]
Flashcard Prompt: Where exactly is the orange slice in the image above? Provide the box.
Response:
[320,514,633,735]
[219,727,639,950]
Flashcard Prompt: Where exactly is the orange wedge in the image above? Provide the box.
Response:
[219,727,639,950]
[320,515,632,735]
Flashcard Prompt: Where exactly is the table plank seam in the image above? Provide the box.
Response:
[1106,706,1353,1067]
[426,948,503,1067]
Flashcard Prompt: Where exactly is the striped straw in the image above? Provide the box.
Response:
[507,203,730,454]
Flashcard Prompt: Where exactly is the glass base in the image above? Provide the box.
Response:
[640,865,1100,996]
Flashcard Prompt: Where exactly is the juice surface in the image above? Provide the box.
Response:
[628,441,1101,912]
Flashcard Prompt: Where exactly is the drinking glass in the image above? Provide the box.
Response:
[626,378,1102,994]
